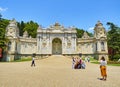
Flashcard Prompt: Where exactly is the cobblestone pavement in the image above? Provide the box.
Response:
[0,55,120,87]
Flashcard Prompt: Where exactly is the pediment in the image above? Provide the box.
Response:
[82,32,90,39]
[50,22,64,30]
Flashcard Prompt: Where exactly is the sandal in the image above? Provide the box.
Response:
[100,78,103,80]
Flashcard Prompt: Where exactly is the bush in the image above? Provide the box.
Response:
[113,54,120,61]
[109,54,120,61]
[13,58,32,62]
[108,61,120,64]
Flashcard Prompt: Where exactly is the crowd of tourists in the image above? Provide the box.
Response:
[72,56,107,81]
[72,56,91,69]
[72,57,86,69]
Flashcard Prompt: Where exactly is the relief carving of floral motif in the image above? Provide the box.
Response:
[67,39,71,48]
[42,38,47,47]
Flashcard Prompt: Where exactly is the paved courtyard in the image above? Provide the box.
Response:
[0,55,120,87]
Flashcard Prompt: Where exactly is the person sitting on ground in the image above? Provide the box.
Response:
[78,58,82,69]
[81,61,86,69]
[74,57,79,69]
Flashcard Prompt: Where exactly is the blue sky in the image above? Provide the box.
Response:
[0,0,120,32]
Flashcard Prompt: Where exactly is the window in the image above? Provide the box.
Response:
[8,41,11,51]
[96,43,97,51]
[101,42,105,51]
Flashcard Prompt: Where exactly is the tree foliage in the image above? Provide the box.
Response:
[0,14,9,49]
[0,13,39,50]
[17,21,25,36]
[107,22,120,60]
[23,21,39,38]
[76,28,93,38]
[76,28,84,38]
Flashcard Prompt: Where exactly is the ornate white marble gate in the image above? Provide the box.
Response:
[5,20,108,61]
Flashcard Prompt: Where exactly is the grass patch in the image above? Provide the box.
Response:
[89,58,96,61]
[91,61,120,66]
[107,61,120,66]
[91,61,99,64]
[108,63,120,66]
[12,58,32,62]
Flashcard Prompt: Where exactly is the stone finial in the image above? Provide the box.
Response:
[94,21,106,38]
[52,22,62,30]
[29,36,32,38]
[23,31,28,38]
[71,26,76,30]
[95,20,103,26]
[82,32,90,39]
[6,18,20,38]
[54,22,60,26]
[37,25,42,30]
[9,18,17,26]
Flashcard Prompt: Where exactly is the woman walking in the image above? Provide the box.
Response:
[100,56,107,81]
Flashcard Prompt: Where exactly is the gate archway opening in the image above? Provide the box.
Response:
[52,38,62,55]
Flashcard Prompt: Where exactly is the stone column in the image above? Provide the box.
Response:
[74,36,77,54]
[10,40,16,53]
[97,41,101,52]
[105,41,108,52]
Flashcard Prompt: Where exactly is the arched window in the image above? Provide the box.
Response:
[101,42,105,51]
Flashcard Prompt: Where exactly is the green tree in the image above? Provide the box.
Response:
[86,31,93,37]
[24,20,39,38]
[107,22,120,60]
[76,28,93,38]
[17,21,25,36]
[76,28,84,38]
[0,14,9,49]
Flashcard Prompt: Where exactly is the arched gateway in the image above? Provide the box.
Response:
[5,20,108,61]
[52,38,62,55]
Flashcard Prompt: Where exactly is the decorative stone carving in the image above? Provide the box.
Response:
[94,21,106,38]
[54,22,60,26]
[67,38,71,48]
[42,38,47,48]
[9,18,17,26]
[49,22,64,30]
[82,32,90,39]
[5,20,108,61]
[6,19,19,37]
[23,31,28,38]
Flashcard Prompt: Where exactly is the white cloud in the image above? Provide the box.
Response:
[88,27,94,31]
[88,27,94,32]
[0,7,8,12]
